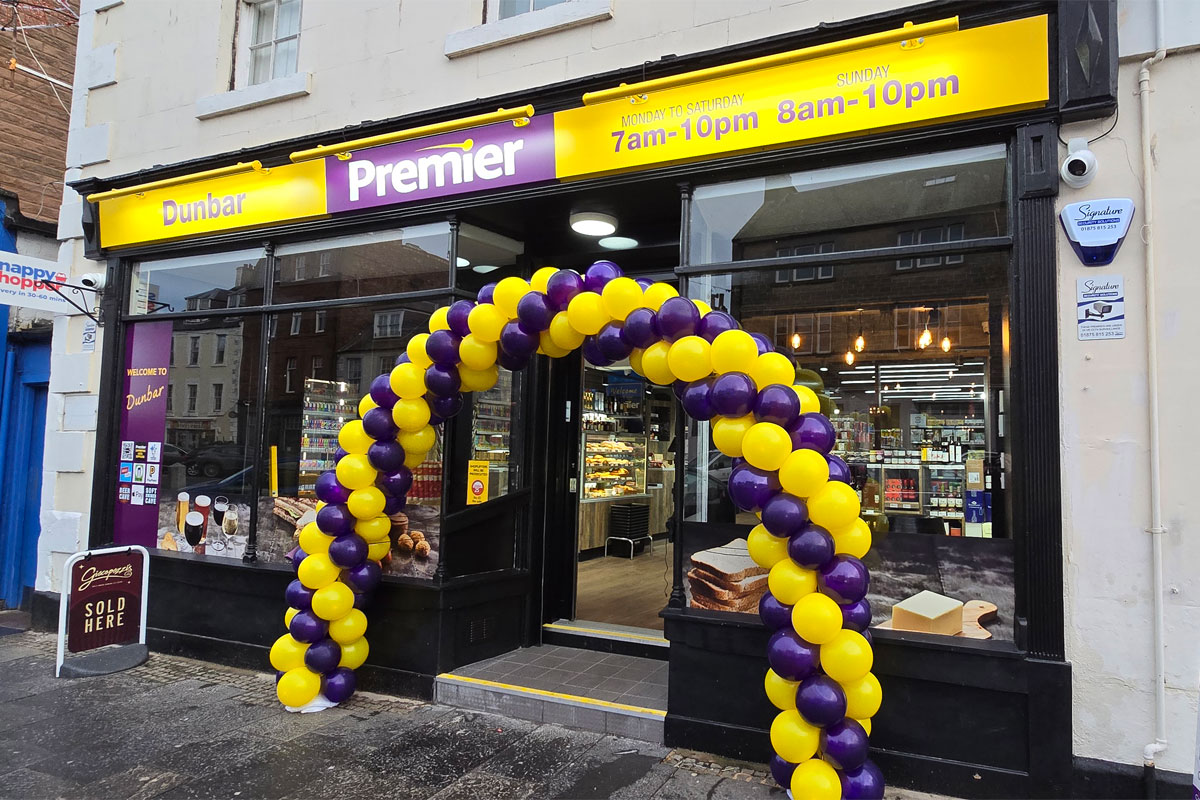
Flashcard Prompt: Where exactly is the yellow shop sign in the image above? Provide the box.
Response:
[553,15,1048,180]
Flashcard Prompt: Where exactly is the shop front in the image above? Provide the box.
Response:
[61,4,1118,796]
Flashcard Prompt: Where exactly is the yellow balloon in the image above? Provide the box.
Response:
[566,292,610,336]
[277,667,322,707]
[358,395,378,418]
[459,364,499,392]
[667,336,713,383]
[628,348,645,376]
[392,397,431,432]
[640,341,675,386]
[335,454,377,491]
[328,608,368,644]
[428,306,451,332]
[790,758,841,800]
[398,425,435,454]
[538,331,570,358]
[548,311,585,351]
[315,501,326,511]
[791,592,843,645]
[297,553,340,590]
[337,420,373,455]
[712,413,756,457]
[821,629,873,683]
[367,540,391,561]
[311,581,355,621]
[693,299,712,316]
[403,449,429,469]
[347,486,386,520]
[407,333,433,369]
[493,277,530,319]
[269,634,308,672]
[355,515,392,543]
[750,352,796,389]
[601,277,644,321]
[711,330,758,374]
[459,334,497,370]
[530,266,558,293]
[831,517,872,559]
[747,523,790,569]
[338,636,370,669]
[643,282,678,311]
[842,672,882,720]
[741,422,791,471]
[285,607,299,627]
[389,362,427,400]
[770,709,820,764]
[779,449,830,498]
[299,522,333,555]
[808,482,862,530]
[468,303,507,342]
[793,384,821,414]
[768,558,817,605]
[764,668,800,711]
[856,717,872,736]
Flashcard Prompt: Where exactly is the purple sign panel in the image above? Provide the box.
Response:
[114,321,172,547]
[325,115,557,214]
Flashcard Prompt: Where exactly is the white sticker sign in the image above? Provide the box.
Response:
[1077,275,1125,340]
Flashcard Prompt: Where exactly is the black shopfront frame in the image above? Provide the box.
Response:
[58,2,1122,796]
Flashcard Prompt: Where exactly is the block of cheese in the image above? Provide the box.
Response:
[891,590,964,635]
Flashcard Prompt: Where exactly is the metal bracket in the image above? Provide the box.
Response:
[36,279,101,324]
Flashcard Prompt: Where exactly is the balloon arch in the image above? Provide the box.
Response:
[269,261,884,799]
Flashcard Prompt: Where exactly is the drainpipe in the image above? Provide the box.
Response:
[1136,0,1168,793]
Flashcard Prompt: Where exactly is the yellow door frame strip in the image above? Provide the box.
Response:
[437,673,666,718]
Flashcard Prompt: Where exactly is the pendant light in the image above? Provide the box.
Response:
[844,349,855,365]
[854,309,866,352]
[941,336,952,352]
[918,310,933,350]
[791,332,802,350]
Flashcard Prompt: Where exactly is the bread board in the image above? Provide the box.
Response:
[875,599,998,639]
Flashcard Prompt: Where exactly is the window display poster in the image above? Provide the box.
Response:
[114,321,172,547]
[1076,275,1125,341]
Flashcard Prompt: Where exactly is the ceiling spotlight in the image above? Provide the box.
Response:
[472,264,500,274]
[791,333,802,350]
[599,236,638,250]
[819,366,828,372]
[844,350,855,366]
[570,212,618,237]
[456,257,470,268]
[941,336,952,353]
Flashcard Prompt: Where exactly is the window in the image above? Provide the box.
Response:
[291,312,302,335]
[311,356,324,379]
[377,356,391,378]
[212,383,224,413]
[314,310,326,333]
[898,222,969,270]
[318,251,332,277]
[130,248,267,317]
[186,384,198,415]
[775,243,836,283]
[227,293,244,308]
[246,0,301,86]
[214,334,227,365]
[166,385,174,413]
[293,255,307,281]
[188,337,201,366]
[374,311,405,338]
[495,0,568,19]
[285,357,297,393]
[344,357,362,393]
[269,316,278,339]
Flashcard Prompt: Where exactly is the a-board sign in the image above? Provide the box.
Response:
[57,546,149,677]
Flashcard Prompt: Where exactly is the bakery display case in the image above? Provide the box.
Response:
[582,433,647,501]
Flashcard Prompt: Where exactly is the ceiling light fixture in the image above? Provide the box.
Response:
[456,257,470,268]
[844,350,855,366]
[472,264,500,274]
[598,236,639,250]
[791,333,802,350]
[854,309,866,352]
[941,336,952,352]
[569,211,617,237]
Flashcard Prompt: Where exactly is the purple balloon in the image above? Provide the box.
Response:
[368,374,399,409]
[344,560,382,593]
[353,591,371,610]
[425,363,462,397]
[329,534,368,569]
[788,413,836,455]
[477,282,497,304]
[546,269,584,311]
[378,466,413,497]
[584,260,623,293]
[728,464,781,512]
[516,291,555,332]
[580,337,613,367]
[697,310,737,342]
[656,296,700,342]
[323,666,357,704]
[787,524,835,570]
[428,412,445,428]
[499,321,539,360]
[841,598,872,632]
[383,493,405,516]
[426,330,461,366]
[762,493,809,537]
[289,610,328,644]
[316,504,354,537]
[622,307,661,348]
[431,393,464,419]
[767,629,821,681]
[285,579,313,611]
[304,638,341,674]
[333,447,349,463]
[754,384,801,428]
[447,300,475,337]
[710,372,757,417]
[315,471,352,505]
[288,546,306,572]
[818,555,870,604]
[822,719,870,770]
[841,759,885,800]
[750,332,774,356]
[796,674,847,727]
[362,407,398,441]
[496,349,530,371]
[394,353,410,367]
[827,453,852,484]
[596,322,633,361]
[635,277,654,291]
[680,379,715,421]
[759,591,793,631]
[769,755,797,789]
[367,440,405,473]
[860,628,873,646]
[275,670,284,684]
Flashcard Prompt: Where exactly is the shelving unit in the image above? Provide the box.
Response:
[298,379,353,497]
[471,369,514,500]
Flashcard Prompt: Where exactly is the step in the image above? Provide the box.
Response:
[541,620,669,660]
[436,644,667,742]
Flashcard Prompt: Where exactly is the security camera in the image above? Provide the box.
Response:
[80,272,107,291]
[1060,137,1098,189]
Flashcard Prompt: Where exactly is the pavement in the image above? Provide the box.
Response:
[0,628,948,800]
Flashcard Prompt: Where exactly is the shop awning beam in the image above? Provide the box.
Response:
[288,106,536,163]
[581,17,959,106]
[86,161,265,203]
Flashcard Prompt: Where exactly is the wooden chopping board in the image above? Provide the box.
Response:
[875,599,998,639]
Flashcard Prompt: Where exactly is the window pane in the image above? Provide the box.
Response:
[251,1,276,45]
[689,145,1007,265]
[467,368,525,501]
[249,43,272,86]
[532,0,568,9]
[499,0,526,19]
[276,0,301,37]
[272,37,298,80]
[131,249,266,316]
[273,225,452,304]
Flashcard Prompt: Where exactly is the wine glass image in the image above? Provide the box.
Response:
[210,497,230,552]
